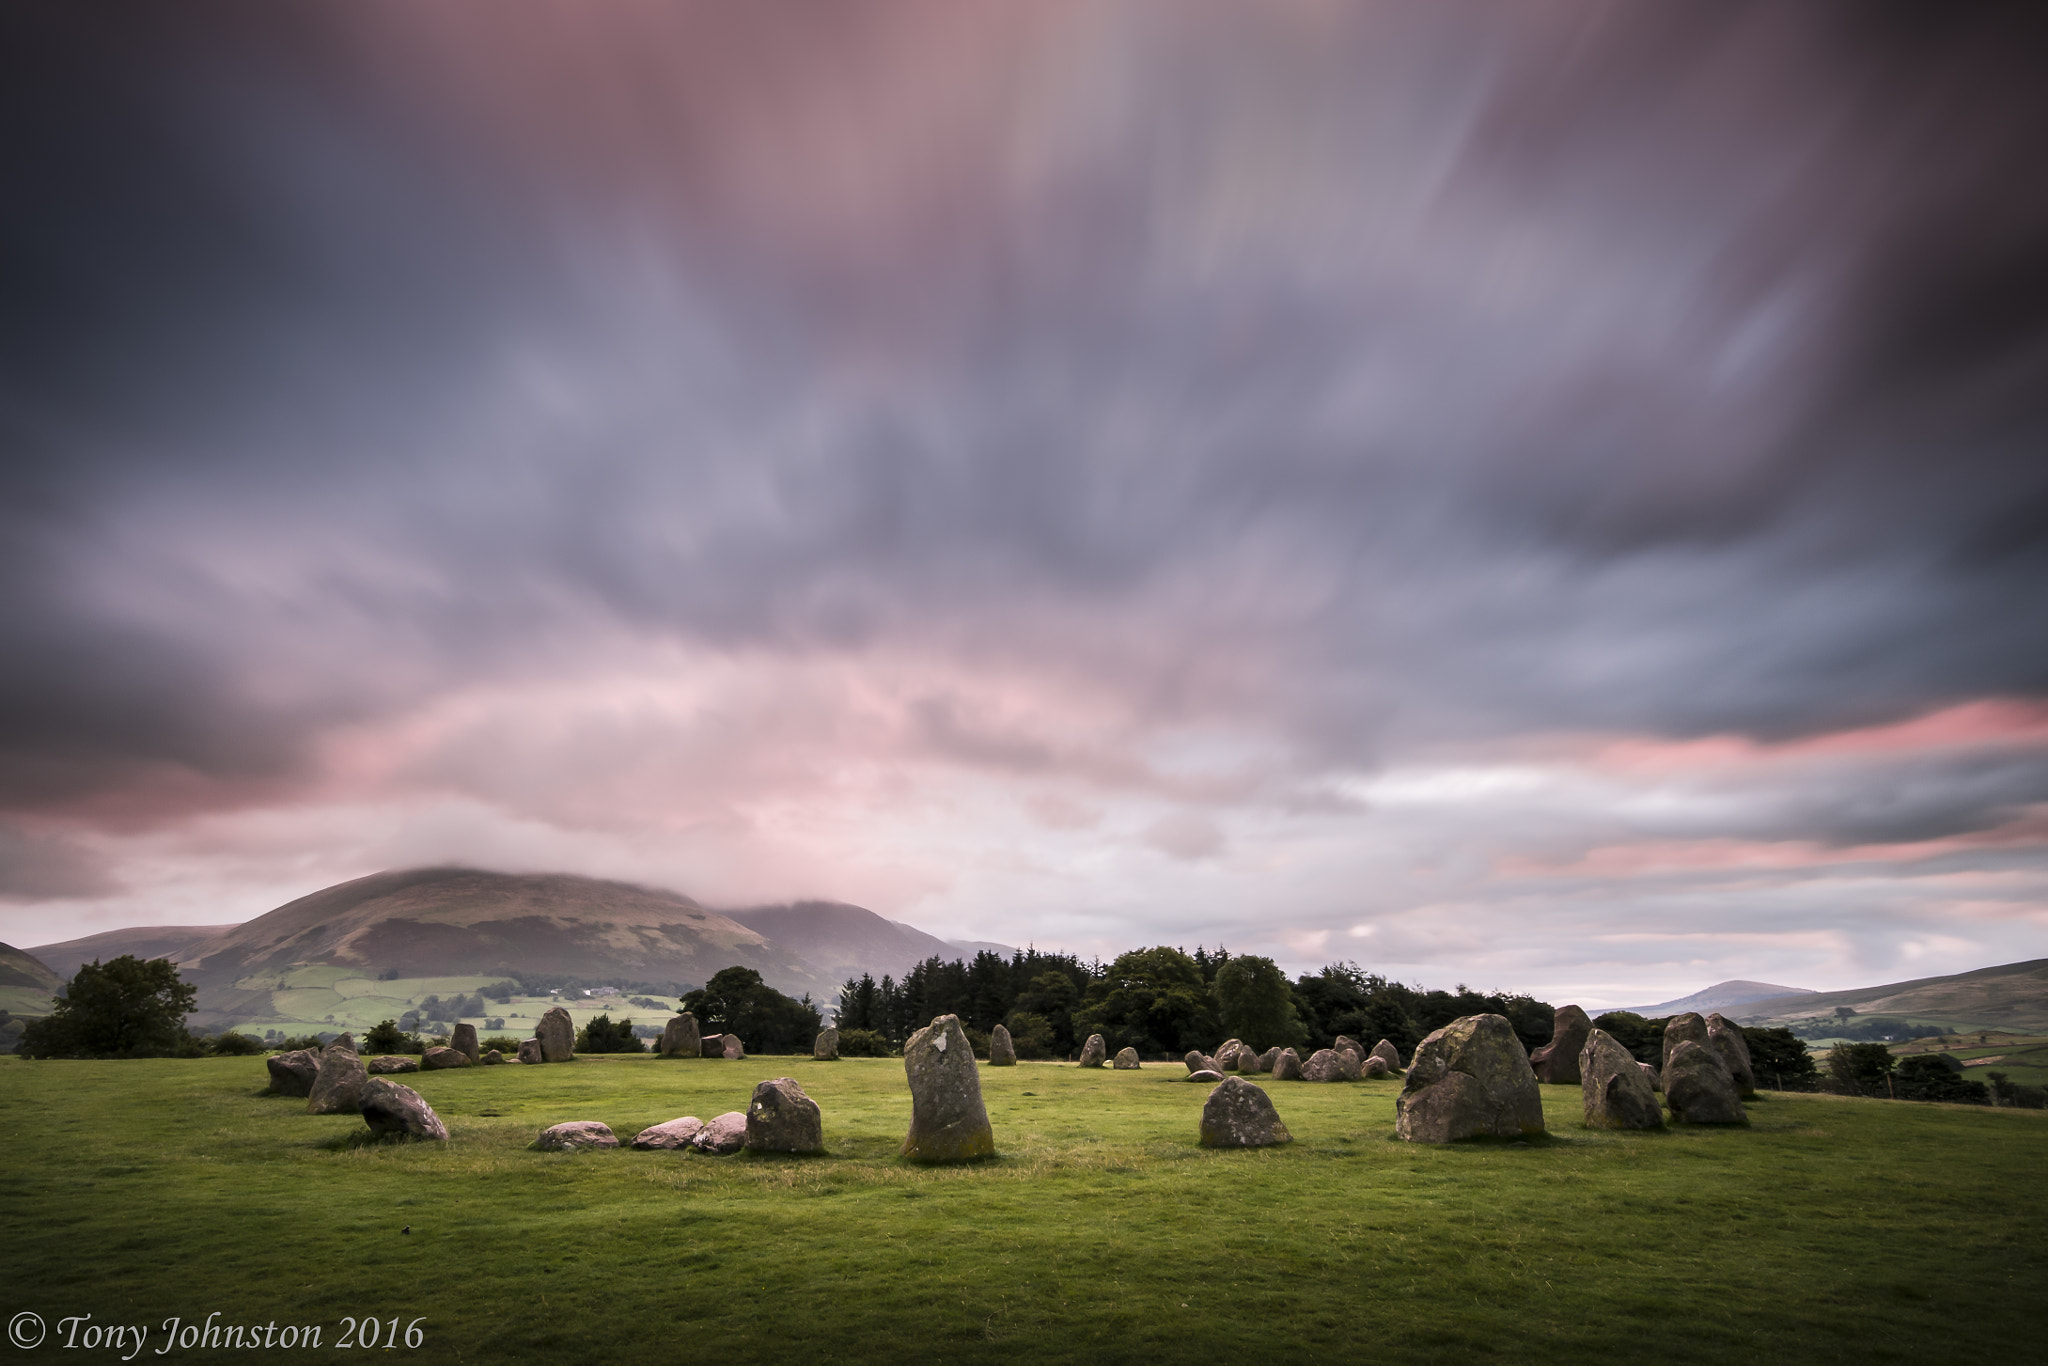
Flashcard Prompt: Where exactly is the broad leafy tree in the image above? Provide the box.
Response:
[1073,946,1218,1056]
[1213,954,1307,1051]
[16,956,198,1058]
[683,966,822,1053]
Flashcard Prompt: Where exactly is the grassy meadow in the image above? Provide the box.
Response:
[2,1053,2044,1364]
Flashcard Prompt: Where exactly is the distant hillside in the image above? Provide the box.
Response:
[1619,979,1815,1017]
[0,942,60,992]
[170,867,834,1026]
[1732,958,2048,1033]
[27,925,236,983]
[723,901,1013,988]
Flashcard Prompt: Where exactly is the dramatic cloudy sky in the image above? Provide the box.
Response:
[4,2,2046,1003]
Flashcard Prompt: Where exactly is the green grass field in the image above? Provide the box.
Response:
[2,1054,2043,1365]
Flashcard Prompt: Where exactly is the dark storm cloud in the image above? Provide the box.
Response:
[2,0,2046,832]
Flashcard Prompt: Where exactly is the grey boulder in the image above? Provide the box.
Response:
[690,1112,748,1155]
[1361,1056,1392,1079]
[1186,1069,1224,1082]
[1302,1047,1360,1082]
[1395,1014,1546,1143]
[1270,1048,1304,1081]
[367,1055,419,1075]
[745,1078,825,1154]
[1199,1076,1293,1148]
[482,1049,504,1065]
[902,1014,995,1162]
[422,1045,471,1070]
[515,1039,543,1065]
[722,1034,746,1060]
[1369,1039,1404,1073]
[535,1006,575,1063]
[306,1035,369,1116]
[660,1013,700,1059]
[1113,1047,1142,1070]
[358,1079,448,1141]
[534,1121,618,1152]
[631,1117,703,1150]
[813,1027,840,1060]
[450,1022,479,1063]
[1664,1040,1747,1124]
[1077,1034,1107,1068]
[989,1024,1016,1066]
[1660,1013,1710,1073]
[1579,1028,1663,1130]
[1529,1004,1595,1085]
[265,1049,320,1097]
[1706,1014,1758,1097]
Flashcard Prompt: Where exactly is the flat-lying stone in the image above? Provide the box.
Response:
[266,1049,320,1097]
[367,1055,419,1074]
[358,1079,447,1141]
[1270,1048,1304,1081]
[989,1024,1016,1066]
[1077,1034,1107,1068]
[1529,1004,1594,1085]
[1186,1069,1224,1082]
[631,1117,703,1150]
[533,1121,618,1152]
[422,1045,471,1070]
[1199,1076,1292,1148]
[1113,1047,1141,1069]
[660,1013,700,1059]
[1580,1028,1663,1129]
[745,1078,824,1154]
[515,1039,543,1065]
[1395,1014,1545,1143]
[536,1006,575,1063]
[307,1035,369,1116]
[814,1027,840,1061]
[691,1112,748,1155]
[1707,1013,1757,1097]
[1664,1040,1746,1124]
[902,1014,995,1162]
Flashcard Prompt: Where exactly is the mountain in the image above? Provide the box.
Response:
[26,925,237,983]
[722,901,1013,989]
[0,942,61,992]
[1728,958,2048,1033]
[1617,980,1816,1017]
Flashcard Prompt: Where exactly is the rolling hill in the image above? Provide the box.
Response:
[1730,958,2048,1033]
[722,901,1012,988]
[1618,979,1815,1017]
[26,925,237,983]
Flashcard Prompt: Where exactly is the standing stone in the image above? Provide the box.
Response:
[1530,1004,1595,1085]
[533,1121,618,1151]
[1661,1013,1710,1074]
[1639,1061,1661,1092]
[1270,1048,1304,1081]
[1199,1076,1293,1148]
[902,1014,995,1162]
[814,1027,840,1061]
[1333,1035,1365,1063]
[1216,1040,1247,1070]
[700,1034,726,1058]
[535,1006,575,1063]
[690,1112,747,1154]
[989,1024,1016,1066]
[422,1045,472,1070]
[1184,1050,1209,1074]
[630,1117,703,1150]
[1579,1028,1663,1130]
[1362,1056,1392,1079]
[745,1078,825,1154]
[450,1022,480,1063]
[1113,1047,1142,1069]
[1370,1039,1404,1073]
[358,1079,448,1141]
[1302,1048,1352,1082]
[266,1049,320,1097]
[1254,1047,1280,1074]
[1395,1014,1546,1144]
[1077,1034,1107,1068]
[660,1013,700,1059]
[1706,1014,1758,1097]
[1664,1040,1747,1124]
[516,1039,543,1065]
[306,1034,369,1115]
[722,1034,746,1060]
[368,1055,419,1074]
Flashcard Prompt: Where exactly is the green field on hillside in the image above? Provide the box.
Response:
[1,1054,2043,1364]
[213,974,674,1039]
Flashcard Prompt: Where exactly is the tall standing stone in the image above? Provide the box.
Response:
[1664,1040,1747,1124]
[814,1027,840,1060]
[901,1014,995,1162]
[1529,1004,1595,1084]
[1113,1047,1141,1069]
[1706,1014,1758,1097]
[746,1078,825,1153]
[989,1024,1016,1065]
[660,1013,700,1059]
[1395,1014,1546,1144]
[535,1006,575,1063]
[1661,1013,1709,1074]
[1579,1028,1663,1129]
[306,1034,369,1115]
[1077,1034,1107,1068]
[450,1022,480,1063]
[1199,1076,1293,1148]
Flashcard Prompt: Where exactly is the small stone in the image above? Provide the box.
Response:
[690,1112,748,1154]
[1361,1056,1392,1079]
[1395,1014,1546,1144]
[1580,1028,1663,1130]
[533,1121,618,1152]
[367,1055,419,1074]
[358,1079,448,1141]
[745,1078,824,1154]
[307,1035,369,1116]
[450,1022,480,1063]
[989,1024,1016,1066]
[1369,1039,1404,1073]
[1113,1047,1142,1069]
[422,1045,471,1070]
[902,1015,996,1162]
[814,1027,840,1060]
[630,1117,703,1150]
[515,1039,543,1065]
[535,1006,575,1063]
[265,1049,320,1097]
[1270,1048,1304,1081]
[1529,1005,1595,1085]
[482,1050,504,1065]
[1665,1040,1747,1124]
[1077,1034,1107,1068]
[722,1034,746,1060]
[660,1013,700,1058]
[1186,1069,1224,1082]
[1199,1076,1292,1148]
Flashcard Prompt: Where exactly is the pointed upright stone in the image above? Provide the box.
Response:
[660,1013,700,1058]
[1370,1039,1404,1073]
[1530,1004,1594,1084]
[1270,1048,1304,1081]
[1113,1047,1141,1069]
[902,1014,995,1163]
[1395,1014,1545,1143]
[745,1078,824,1153]
[1077,1034,1107,1068]
[1706,1014,1757,1097]
[535,1006,575,1063]
[989,1024,1016,1065]
[814,1027,840,1060]
[1579,1028,1663,1129]
[1660,1013,1709,1073]
[306,1035,369,1115]
[1199,1076,1292,1148]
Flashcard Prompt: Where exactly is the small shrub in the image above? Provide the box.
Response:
[207,1031,268,1057]
[835,1027,895,1057]
[480,1035,521,1054]
[577,1014,646,1054]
